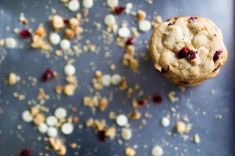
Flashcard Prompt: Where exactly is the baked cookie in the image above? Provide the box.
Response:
[149,16,228,86]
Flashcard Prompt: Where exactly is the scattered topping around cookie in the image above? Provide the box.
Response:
[4,37,18,49]
[193,133,201,144]
[161,116,170,127]
[68,0,80,12]
[41,69,56,82]
[121,128,132,140]
[61,122,74,135]
[116,114,128,127]
[151,145,164,156]
[125,147,136,156]
[138,20,152,32]
[114,6,126,15]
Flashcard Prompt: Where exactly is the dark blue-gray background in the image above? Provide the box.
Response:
[0,0,234,156]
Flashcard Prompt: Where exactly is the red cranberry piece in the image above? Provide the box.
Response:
[114,6,125,15]
[137,99,145,107]
[177,47,190,58]
[188,16,197,22]
[125,37,136,46]
[19,29,31,38]
[63,19,69,25]
[152,95,162,104]
[213,50,222,62]
[188,51,196,60]
[20,149,31,156]
[97,130,106,142]
[41,69,55,82]
[168,21,175,26]
[161,66,170,73]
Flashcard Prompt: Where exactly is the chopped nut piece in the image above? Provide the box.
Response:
[119,79,128,90]
[30,107,40,116]
[35,25,46,37]
[125,147,136,156]
[175,121,192,134]
[64,84,76,96]
[69,18,79,29]
[137,10,146,21]
[95,70,103,78]
[168,91,178,103]
[33,113,45,125]
[65,28,75,40]
[50,15,65,30]
[98,98,109,111]
[130,112,141,120]
[123,45,139,72]
[55,85,63,94]
[105,127,116,139]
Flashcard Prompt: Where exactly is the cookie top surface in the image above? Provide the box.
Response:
[149,16,228,84]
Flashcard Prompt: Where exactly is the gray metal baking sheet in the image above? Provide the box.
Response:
[0,0,234,156]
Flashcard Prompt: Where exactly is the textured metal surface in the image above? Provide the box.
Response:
[0,0,234,156]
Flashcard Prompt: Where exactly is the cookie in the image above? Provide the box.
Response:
[149,16,228,86]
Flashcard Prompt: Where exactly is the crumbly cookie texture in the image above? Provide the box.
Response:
[149,16,228,86]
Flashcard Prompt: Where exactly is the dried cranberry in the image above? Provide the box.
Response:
[63,19,69,25]
[41,69,55,82]
[20,149,31,156]
[161,66,170,73]
[19,29,31,38]
[188,16,197,22]
[113,6,125,15]
[177,47,190,58]
[97,130,106,142]
[152,95,162,104]
[168,21,175,26]
[188,51,196,60]
[125,37,136,46]
[213,50,222,62]
[137,99,145,107]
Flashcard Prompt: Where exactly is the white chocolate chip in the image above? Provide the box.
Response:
[64,64,76,76]
[68,0,80,12]
[111,74,121,85]
[46,116,58,127]
[22,110,33,122]
[125,3,133,14]
[193,134,201,144]
[121,128,132,140]
[61,123,74,135]
[152,145,164,156]
[138,20,151,32]
[82,0,94,9]
[49,33,61,45]
[47,127,58,137]
[54,107,67,119]
[161,116,170,127]
[5,37,17,49]
[118,27,130,38]
[60,39,71,50]
[101,74,111,87]
[107,0,118,8]
[116,114,128,127]
[38,123,48,134]
[104,14,116,26]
